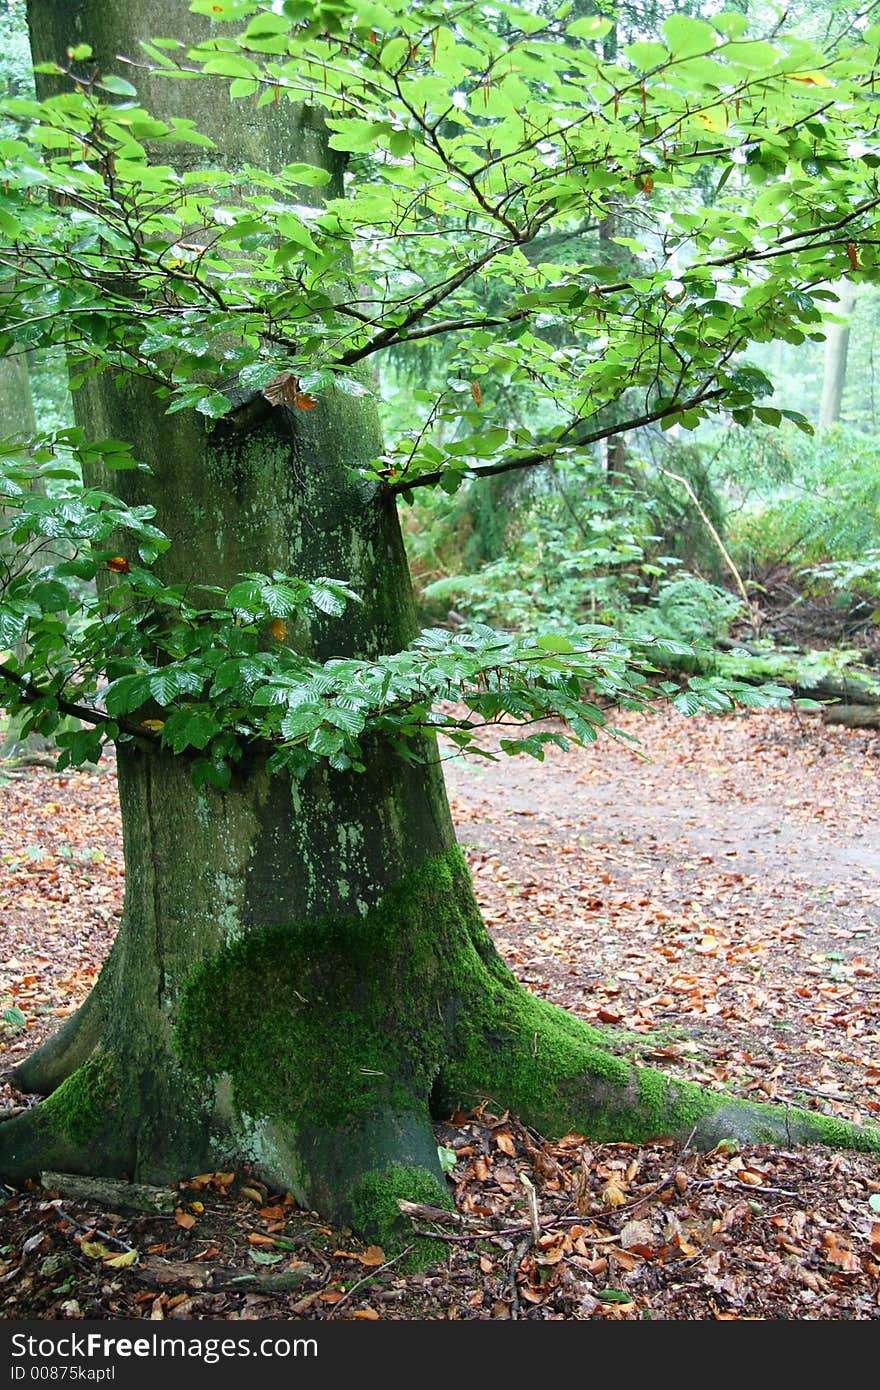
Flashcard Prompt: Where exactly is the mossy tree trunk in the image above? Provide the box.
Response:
[2,0,878,1252]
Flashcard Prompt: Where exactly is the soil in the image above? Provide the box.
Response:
[0,707,879,1322]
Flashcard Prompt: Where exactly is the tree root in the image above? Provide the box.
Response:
[436,979,880,1154]
[11,999,102,1095]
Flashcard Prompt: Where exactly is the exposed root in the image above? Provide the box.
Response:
[0,1052,135,1185]
[11,999,102,1095]
[437,980,880,1154]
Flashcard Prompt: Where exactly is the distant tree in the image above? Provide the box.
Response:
[819,281,857,427]
[1,0,878,1249]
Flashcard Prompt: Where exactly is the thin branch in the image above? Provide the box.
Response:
[388,386,728,495]
[0,663,153,743]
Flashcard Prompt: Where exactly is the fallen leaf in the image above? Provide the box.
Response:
[104,1249,138,1269]
[81,1241,112,1259]
[259,1205,286,1222]
[359,1245,386,1267]
[602,1179,627,1208]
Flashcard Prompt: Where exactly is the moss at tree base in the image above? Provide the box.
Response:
[350,1163,453,1268]
[41,1052,119,1149]
[3,846,878,1227]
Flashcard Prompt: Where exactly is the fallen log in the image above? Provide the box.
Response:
[132,1257,315,1293]
[41,1170,178,1215]
[822,704,880,729]
[666,641,880,712]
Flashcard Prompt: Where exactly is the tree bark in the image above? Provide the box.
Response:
[2,0,878,1257]
[819,281,856,429]
[822,704,880,728]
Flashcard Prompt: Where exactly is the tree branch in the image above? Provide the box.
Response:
[387,386,728,495]
[0,664,155,744]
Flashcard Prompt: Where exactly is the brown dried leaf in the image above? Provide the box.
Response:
[494,1130,516,1157]
[601,1179,627,1208]
[259,1205,286,1222]
[359,1245,386,1267]
[262,371,300,407]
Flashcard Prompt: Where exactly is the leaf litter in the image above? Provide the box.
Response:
[0,707,878,1320]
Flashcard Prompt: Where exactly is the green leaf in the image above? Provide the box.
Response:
[191,757,232,791]
[380,37,409,71]
[437,1145,457,1174]
[281,162,332,186]
[195,393,232,420]
[97,75,138,97]
[148,668,204,705]
[536,633,575,655]
[104,674,151,716]
[1,1005,26,1032]
[280,704,324,738]
[663,14,717,58]
[249,1249,284,1266]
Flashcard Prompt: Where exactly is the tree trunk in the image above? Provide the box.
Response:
[0,353,35,439]
[2,0,878,1256]
[0,350,56,754]
[819,281,856,429]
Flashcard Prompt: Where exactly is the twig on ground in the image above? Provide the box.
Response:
[50,1200,134,1253]
[324,1246,413,1318]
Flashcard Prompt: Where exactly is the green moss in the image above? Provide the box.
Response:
[175,845,466,1130]
[177,839,880,1195]
[41,1053,118,1147]
[350,1163,452,1268]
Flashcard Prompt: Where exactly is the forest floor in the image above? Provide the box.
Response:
[0,707,879,1321]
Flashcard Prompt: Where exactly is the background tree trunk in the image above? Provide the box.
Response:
[819,280,856,428]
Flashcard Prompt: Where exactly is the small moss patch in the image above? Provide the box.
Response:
[41,1053,118,1148]
[350,1163,452,1268]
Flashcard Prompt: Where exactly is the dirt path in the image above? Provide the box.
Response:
[444,708,880,1123]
